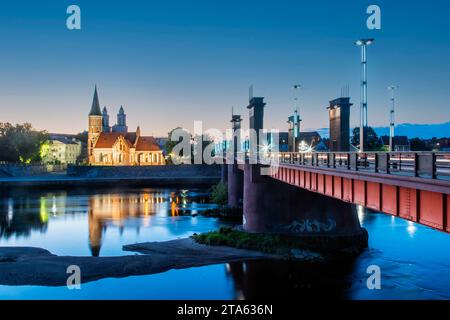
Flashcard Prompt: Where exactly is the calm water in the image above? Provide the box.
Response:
[0,187,450,300]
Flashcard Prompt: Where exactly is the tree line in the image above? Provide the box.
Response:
[0,123,49,163]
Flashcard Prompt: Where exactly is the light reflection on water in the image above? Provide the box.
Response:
[0,188,221,257]
[1,188,450,300]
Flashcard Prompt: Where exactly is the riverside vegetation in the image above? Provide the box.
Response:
[192,226,324,261]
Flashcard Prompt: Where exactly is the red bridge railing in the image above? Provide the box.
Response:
[273,152,450,180]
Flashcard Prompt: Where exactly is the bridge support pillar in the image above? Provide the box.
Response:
[226,111,244,209]
[243,164,368,253]
[221,164,228,184]
[228,164,244,208]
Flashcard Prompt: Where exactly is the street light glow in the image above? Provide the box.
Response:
[355,38,374,46]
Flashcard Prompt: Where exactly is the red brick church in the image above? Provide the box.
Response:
[87,86,165,166]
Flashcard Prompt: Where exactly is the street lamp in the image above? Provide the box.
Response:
[387,85,399,152]
[292,85,302,152]
[355,38,374,152]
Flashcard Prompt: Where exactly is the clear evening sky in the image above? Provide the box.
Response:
[0,0,449,136]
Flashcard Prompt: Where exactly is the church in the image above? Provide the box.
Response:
[87,86,165,166]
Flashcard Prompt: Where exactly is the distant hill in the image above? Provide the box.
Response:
[311,122,450,139]
[373,123,450,139]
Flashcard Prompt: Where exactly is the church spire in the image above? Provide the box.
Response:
[136,125,141,137]
[89,85,102,116]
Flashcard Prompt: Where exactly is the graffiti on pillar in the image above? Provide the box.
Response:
[278,218,337,233]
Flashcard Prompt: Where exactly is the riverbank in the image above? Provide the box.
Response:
[0,238,323,286]
[0,164,221,189]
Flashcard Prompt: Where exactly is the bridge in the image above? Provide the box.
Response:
[222,96,450,253]
[272,151,449,231]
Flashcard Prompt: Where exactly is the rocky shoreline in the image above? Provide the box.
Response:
[0,238,323,287]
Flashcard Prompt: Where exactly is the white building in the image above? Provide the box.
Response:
[42,135,82,164]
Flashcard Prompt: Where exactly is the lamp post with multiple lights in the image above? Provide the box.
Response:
[355,38,374,152]
[388,85,399,152]
[292,84,302,152]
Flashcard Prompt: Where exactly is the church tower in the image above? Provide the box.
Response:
[112,106,128,133]
[88,86,103,164]
[102,107,111,133]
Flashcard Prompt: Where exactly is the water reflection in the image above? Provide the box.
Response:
[0,188,217,257]
[1,189,450,299]
[406,221,418,238]
[1,196,49,239]
[225,260,357,299]
[88,192,169,256]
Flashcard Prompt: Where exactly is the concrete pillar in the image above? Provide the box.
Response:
[221,164,228,184]
[243,165,367,252]
[227,113,244,208]
[228,164,243,208]
[328,97,352,152]
[247,97,266,156]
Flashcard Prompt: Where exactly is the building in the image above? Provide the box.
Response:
[435,138,450,151]
[87,86,165,166]
[297,132,327,152]
[264,132,289,152]
[42,134,82,164]
[328,97,352,152]
[278,132,289,152]
[379,136,411,152]
[267,131,326,153]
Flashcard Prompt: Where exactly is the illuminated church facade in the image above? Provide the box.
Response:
[88,86,165,166]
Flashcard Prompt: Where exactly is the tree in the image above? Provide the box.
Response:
[192,134,215,164]
[74,131,88,163]
[410,138,431,151]
[211,181,228,206]
[164,127,189,164]
[351,127,383,151]
[164,128,216,164]
[0,123,49,163]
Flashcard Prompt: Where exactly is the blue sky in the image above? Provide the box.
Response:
[0,0,449,136]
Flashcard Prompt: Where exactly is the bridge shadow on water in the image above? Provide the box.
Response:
[226,259,359,300]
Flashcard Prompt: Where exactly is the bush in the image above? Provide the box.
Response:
[211,181,228,206]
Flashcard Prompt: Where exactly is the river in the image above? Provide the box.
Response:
[0,187,449,299]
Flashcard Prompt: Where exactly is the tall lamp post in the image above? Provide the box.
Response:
[355,38,374,152]
[388,85,399,152]
[292,85,301,152]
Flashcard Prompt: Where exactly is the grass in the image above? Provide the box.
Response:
[192,226,311,256]
[192,226,368,258]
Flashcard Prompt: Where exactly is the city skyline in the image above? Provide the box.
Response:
[1,1,449,136]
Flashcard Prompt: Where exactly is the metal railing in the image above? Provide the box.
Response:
[273,152,450,180]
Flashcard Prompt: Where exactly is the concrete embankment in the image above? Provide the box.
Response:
[0,164,221,189]
[0,164,66,177]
